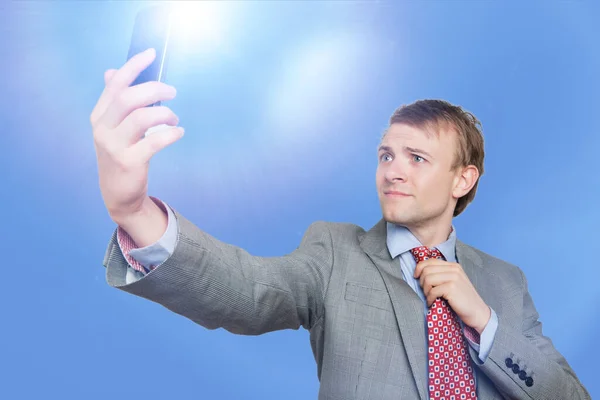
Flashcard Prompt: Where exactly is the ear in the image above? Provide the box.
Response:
[452,165,479,199]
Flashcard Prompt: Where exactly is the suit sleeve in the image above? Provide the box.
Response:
[102,204,335,335]
[467,269,590,399]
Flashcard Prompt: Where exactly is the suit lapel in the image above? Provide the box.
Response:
[359,218,428,400]
[455,239,482,291]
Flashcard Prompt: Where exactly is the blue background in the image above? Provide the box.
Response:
[1,1,598,398]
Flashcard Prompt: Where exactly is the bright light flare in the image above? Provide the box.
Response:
[169,1,228,53]
[264,35,368,144]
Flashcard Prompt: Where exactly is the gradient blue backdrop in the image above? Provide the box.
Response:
[1,1,598,399]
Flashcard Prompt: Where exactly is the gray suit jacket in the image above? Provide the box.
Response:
[103,206,590,400]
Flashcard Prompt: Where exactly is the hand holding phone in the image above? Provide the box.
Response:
[90,48,184,225]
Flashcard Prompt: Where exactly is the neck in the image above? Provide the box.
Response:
[406,220,453,248]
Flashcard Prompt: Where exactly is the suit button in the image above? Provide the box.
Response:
[512,364,520,374]
[526,377,534,387]
[518,370,527,380]
[505,358,513,368]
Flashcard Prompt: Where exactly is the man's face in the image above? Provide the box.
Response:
[376,123,462,229]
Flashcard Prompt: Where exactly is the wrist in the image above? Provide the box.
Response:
[114,197,168,248]
[473,304,491,334]
[110,196,153,225]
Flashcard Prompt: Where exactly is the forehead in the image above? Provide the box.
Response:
[379,123,455,154]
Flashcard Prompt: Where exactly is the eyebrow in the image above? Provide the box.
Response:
[377,145,434,159]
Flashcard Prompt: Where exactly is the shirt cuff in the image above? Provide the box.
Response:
[116,196,178,275]
[464,307,498,363]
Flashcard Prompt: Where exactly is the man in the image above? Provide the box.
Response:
[94,49,590,399]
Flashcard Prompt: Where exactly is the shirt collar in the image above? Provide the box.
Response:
[386,221,457,263]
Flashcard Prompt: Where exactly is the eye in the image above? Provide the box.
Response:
[380,153,392,162]
[412,154,425,163]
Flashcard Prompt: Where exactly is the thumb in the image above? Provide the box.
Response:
[134,125,185,162]
[104,69,118,85]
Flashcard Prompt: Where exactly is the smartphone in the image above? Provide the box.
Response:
[126,5,174,107]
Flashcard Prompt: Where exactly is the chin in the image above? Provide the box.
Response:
[381,207,409,225]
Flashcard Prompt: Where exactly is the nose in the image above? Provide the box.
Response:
[383,159,407,183]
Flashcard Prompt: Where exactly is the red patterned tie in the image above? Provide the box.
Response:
[410,246,477,400]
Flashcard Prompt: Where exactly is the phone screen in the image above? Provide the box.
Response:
[127,5,174,106]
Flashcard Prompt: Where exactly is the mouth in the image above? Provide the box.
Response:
[384,191,410,197]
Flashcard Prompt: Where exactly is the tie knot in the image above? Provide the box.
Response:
[410,246,445,263]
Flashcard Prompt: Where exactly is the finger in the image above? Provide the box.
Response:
[91,69,118,126]
[418,265,457,285]
[101,81,177,129]
[90,69,118,125]
[104,69,118,85]
[422,272,456,297]
[414,259,449,278]
[91,49,156,127]
[118,106,179,145]
[108,47,156,90]
[414,260,428,278]
[427,284,451,307]
[131,125,185,164]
